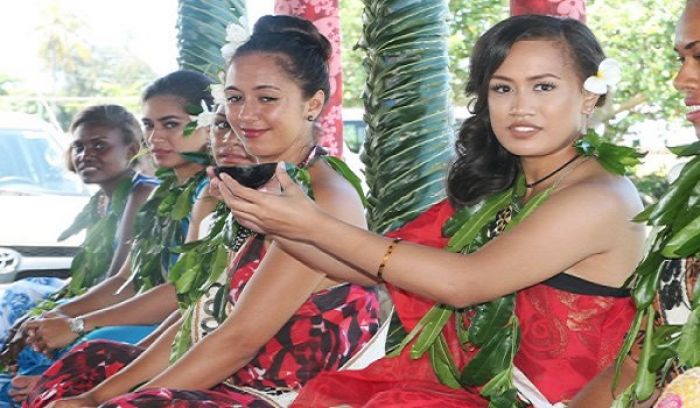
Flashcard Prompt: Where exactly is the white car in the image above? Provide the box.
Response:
[0,112,89,283]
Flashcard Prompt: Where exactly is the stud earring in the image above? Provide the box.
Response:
[307,115,315,122]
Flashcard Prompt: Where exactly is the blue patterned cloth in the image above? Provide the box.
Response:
[0,278,66,345]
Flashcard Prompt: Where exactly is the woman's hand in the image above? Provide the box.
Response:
[216,163,322,241]
[23,316,79,353]
[46,393,99,408]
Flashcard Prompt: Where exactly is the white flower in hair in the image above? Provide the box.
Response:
[583,58,621,95]
[221,17,250,61]
[210,83,226,105]
[190,100,215,129]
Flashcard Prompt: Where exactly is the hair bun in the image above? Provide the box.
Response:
[252,15,332,62]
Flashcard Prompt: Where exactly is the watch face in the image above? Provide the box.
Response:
[70,318,85,334]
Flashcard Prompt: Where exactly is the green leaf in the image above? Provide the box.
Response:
[171,183,195,221]
[387,304,442,357]
[442,206,475,237]
[631,251,666,309]
[410,305,453,359]
[467,295,515,346]
[662,215,700,258]
[324,156,368,207]
[447,189,512,253]
[461,325,514,386]
[677,306,700,366]
[180,151,213,165]
[632,305,656,401]
[183,121,197,137]
[667,141,700,156]
[428,334,461,389]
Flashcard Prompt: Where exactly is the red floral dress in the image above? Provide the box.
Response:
[292,200,635,407]
[24,234,379,408]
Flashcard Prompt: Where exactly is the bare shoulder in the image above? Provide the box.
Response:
[546,166,643,224]
[129,182,156,204]
[308,160,365,223]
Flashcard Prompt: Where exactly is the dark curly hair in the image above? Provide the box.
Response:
[447,15,606,208]
[232,15,332,104]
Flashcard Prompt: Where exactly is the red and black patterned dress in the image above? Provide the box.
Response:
[24,234,379,408]
[292,200,636,407]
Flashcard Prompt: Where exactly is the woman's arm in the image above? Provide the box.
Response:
[215,162,378,286]
[224,166,643,308]
[27,284,178,352]
[138,166,369,390]
[136,310,181,349]
[104,182,155,278]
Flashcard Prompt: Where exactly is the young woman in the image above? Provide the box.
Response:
[23,15,378,408]
[6,71,215,403]
[220,15,647,407]
[570,1,700,406]
[0,104,154,346]
[0,104,157,406]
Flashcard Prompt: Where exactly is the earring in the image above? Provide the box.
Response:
[307,115,315,122]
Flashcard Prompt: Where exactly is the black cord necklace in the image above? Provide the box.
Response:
[525,155,581,188]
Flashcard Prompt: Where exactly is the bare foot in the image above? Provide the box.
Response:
[9,374,39,403]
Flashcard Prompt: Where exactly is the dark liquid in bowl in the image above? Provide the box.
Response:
[215,163,278,189]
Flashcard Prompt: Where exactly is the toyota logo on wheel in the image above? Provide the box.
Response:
[0,248,21,274]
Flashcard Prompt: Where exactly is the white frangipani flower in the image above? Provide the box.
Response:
[210,83,226,105]
[221,19,250,61]
[189,100,215,129]
[583,58,621,95]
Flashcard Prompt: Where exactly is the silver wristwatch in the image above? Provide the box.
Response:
[68,317,86,335]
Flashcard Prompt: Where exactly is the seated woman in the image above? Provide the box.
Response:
[220,15,647,407]
[0,104,155,345]
[23,15,379,408]
[0,104,156,405]
[6,70,216,402]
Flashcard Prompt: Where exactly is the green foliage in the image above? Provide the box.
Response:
[177,0,245,79]
[588,0,685,137]
[31,2,155,129]
[629,171,670,206]
[359,0,453,234]
[615,142,700,406]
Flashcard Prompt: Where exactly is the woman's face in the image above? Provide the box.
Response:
[487,40,599,158]
[223,53,324,163]
[674,4,700,138]
[210,109,254,166]
[142,94,209,168]
[70,124,136,185]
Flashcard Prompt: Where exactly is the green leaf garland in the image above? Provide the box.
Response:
[613,141,700,406]
[390,136,643,406]
[168,155,367,362]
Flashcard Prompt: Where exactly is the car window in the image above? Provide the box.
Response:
[0,129,85,195]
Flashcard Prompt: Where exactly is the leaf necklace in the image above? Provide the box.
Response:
[388,132,643,407]
[169,146,368,362]
[612,141,700,407]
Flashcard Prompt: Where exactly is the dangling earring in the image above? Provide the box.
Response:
[579,110,592,135]
[307,115,315,122]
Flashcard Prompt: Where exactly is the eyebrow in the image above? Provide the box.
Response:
[224,84,282,91]
[156,115,183,122]
[676,40,700,51]
[491,73,562,81]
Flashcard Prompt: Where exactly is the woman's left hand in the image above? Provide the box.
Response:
[217,163,322,241]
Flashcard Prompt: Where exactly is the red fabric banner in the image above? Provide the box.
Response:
[274,0,344,156]
[510,0,587,22]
